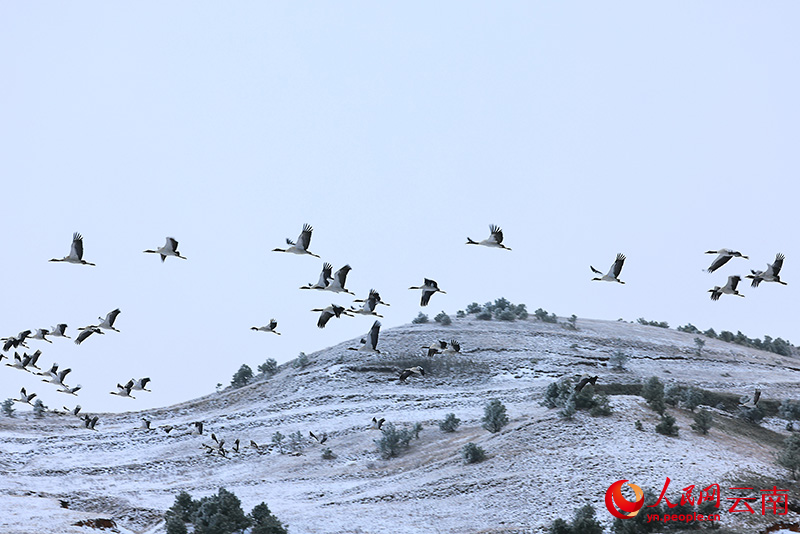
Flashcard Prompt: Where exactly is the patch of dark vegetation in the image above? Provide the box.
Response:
[677,323,796,357]
[637,317,669,328]
[465,298,528,321]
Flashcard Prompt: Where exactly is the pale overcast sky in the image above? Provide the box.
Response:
[1,2,798,413]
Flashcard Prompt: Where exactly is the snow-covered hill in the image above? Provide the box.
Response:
[2,316,799,534]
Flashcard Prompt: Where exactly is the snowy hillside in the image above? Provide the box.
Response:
[2,316,799,534]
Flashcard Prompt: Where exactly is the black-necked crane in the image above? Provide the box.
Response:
[63,405,81,417]
[467,224,511,250]
[591,254,626,284]
[192,421,204,435]
[322,264,354,295]
[249,439,263,452]
[30,329,52,343]
[309,431,328,444]
[83,415,99,430]
[705,249,748,273]
[409,278,446,307]
[144,237,186,262]
[75,326,104,345]
[57,384,82,396]
[354,289,390,307]
[251,319,280,335]
[81,309,120,333]
[347,320,381,353]
[14,387,36,405]
[162,425,174,434]
[300,263,332,290]
[370,417,385,430]
[22,350,42,372]
[2,330,32,352]
[42,367,71,388]
[37,361,59,379]
[49,324,71,339]
[575,375,598,393]
[50,232,95,266]
[709,275,745,301]
[110,380,135,398]
[131,377,151,392]
[739,388,761,408]
[311,304,353,329]
[398,366,425,382]
[140,419,152,430]
[272,224,320,258]
[442,339,461,355]
[422,340,447,357]
[350,290,384,317]
[5,353,28,371]
[746,253,787,287]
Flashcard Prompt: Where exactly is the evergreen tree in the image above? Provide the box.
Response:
[165,514,188,534]
[230,364,253,388]
[655,413,679,436]
[169,491,198,522]
[258,358,278,377]
[570,504,603,534]
[192,488,250,534]
[461,442,486,464]
[2,398,15,417]
[691,408,713,435]
[778,433,800,478]
[642,376,665,414]
[482,399,508,433]
[439,413,461,432]
[249,502,288,534]
[32,399,47,418]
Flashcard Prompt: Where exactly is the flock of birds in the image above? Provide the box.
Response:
[1,225,788,445]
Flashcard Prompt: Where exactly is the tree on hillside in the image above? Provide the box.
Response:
[230,364,253,388]
[482,399,509,433]
[778,433,800,478]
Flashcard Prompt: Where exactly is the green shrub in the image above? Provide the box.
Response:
[231,365,253,388]
[456,310,466,318]
[165,514,188,534]
[412,312,429,324]
[608,349,628,371]
[642,377,665,414]
[778,433,800,478]
[1,398,14,417]
[192,488,251,534]
[32,399,47,418]
[374,422,420,459]
[466,302,482,314]
[293,352,309,369]
[779,399,800,421]
[439,413,461,432]
[739,405,764,424]
[637,318,669,328]
[271,431,285,454]
[461,442,486,464]
[482,399,509,433]
[683,387,703,412]
[571,504,603,534]
[434,311,451,325]
[496,309,516,321]
[693,337,705,355]
[634,420,644,431]
[249,502,288,534]
[589,394,612,417]
[169,491,199,523]
[476,309,492,320]
[655,413,679,436]
[534,308,557,323]
[258,358,278,377]
[677,323,701,334]
[691,409,712,435]
[565,314,578,330]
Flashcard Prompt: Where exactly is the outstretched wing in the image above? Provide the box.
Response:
[72,233,84,260]
[612,254,626,278]
[298,224,313,251]
[489,224,504,245]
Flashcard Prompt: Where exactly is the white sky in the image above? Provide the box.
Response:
[1,2,798,414]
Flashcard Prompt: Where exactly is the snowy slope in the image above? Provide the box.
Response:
[1,316,799,534]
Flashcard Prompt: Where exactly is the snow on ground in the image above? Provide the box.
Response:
[1,317,799,533]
